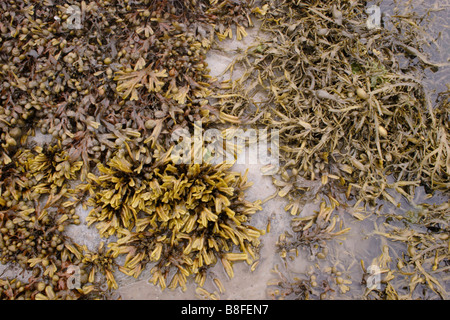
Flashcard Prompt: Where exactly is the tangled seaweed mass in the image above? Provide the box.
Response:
[0,0,449,299]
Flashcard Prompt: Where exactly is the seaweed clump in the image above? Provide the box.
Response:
[213,0,449,300]
[218,0,449,209]
[0,0,259,298]
[0,147,114,299]
[83,146,263,290]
